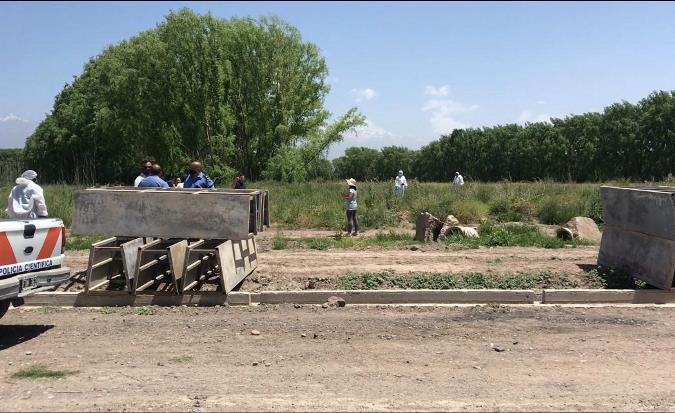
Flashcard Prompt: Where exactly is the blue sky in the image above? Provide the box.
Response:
[1,1,675,157]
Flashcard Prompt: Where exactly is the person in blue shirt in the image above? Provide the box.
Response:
[184,161,214,189]
[138,163,170,188]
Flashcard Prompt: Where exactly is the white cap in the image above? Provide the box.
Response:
[21,170,37,180]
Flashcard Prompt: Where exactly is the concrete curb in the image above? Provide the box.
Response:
[22,291,250,307]
[542,289,675,304]
[258,290,536,304]
[20,289,675,307]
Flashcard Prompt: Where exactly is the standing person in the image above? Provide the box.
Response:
[394,170,407,197]
[134,160,154,187]
[341,178,358,236]
[5,170,48,219]
[234,174,246,189]
[183,161,214,189]
[138,164,169,188]
[453,171,465,187]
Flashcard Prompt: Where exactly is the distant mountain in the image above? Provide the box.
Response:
[0,114,38,149]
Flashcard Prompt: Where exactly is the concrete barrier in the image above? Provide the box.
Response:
[542,289,675,304]
[23,291,253,307]
[257,289,536,304]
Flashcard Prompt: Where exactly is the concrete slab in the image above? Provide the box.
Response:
[543,289,675,304]
[599,186,675,290]
[257,289,536,304]
[72,187,268,239]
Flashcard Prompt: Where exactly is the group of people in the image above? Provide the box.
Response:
[340,170,465,237]
[132,160,246,190]
[392,170,464,196]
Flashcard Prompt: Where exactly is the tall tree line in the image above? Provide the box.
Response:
[333,91,675,182]
[24,9,363,184]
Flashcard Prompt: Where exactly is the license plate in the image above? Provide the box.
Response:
[20,276,38,290]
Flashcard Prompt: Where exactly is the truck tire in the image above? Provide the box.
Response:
[0,300,10,320]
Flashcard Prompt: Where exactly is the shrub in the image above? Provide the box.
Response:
[453,199,490,223]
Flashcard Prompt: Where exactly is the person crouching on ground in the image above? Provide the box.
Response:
[342,178,359,236]
[138,163,169,188]
[5,170,48,219]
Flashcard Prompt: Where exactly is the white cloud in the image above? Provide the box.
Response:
[352,119,395,141]
[351,88,377,102]
[536,100,546,105]
[0,113,28,123]
[421,99,478,134]
[424,85,449,96]
[517,110,553,124]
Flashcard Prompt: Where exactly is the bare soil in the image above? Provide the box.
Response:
[63,228,599,291]
[1,305,674,411]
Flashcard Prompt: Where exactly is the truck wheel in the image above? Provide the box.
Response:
[0,300,9,320]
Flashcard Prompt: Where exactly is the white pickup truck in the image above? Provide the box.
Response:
[0,218,71,319]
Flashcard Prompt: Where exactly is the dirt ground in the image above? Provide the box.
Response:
[63,229,599,291]
[1,305,674,411]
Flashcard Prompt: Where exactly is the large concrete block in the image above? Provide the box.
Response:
[599,186,675,290]
[72,187,268,239]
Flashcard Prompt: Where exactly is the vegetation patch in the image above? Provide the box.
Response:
[336,270,589,290]
[168,356,193,363]
[445,223,595,249]
[66,235,105,251]
[10,365,78,380]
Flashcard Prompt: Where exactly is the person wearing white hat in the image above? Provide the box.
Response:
[394,170,407,197]
[341,178,358,236]
[5,170,48,219]
[453,171,464,187]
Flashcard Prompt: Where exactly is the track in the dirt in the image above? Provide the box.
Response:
[1,305,673,411]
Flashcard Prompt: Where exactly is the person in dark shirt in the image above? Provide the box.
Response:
[234,174,246,189]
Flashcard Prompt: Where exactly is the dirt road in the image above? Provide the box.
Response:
[1,305,674,411]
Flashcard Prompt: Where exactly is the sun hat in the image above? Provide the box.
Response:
[345,178,357,186]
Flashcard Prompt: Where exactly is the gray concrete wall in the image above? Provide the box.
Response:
[72,188,263,239]
[599,186,675,290]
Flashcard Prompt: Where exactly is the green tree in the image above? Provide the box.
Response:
[24,9,359,183]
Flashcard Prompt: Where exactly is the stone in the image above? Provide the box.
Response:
[326,296,346,308]
[250,330,260,336]
[556,217,602,242]
[438,215,461,241]
[415,212,444,242]
[442,226,479,239]
[25,351,32,355]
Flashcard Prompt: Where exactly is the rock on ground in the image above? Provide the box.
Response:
[415,212,444,242]
[556,217,602,242]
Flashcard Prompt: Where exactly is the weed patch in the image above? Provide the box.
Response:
[10,365,78,380]
[336,270,584,290]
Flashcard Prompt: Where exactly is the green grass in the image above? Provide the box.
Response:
[135,307,156,316]
[66,235,105,250]
[10,365,78,380]
[444,223,596,249]
[3,180,668,231]
[337,270,604,290]
[336,266,649,290]
[272,232,289,250]
[168,355,193,363]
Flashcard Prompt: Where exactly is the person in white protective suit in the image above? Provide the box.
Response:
[394,170,407,197]
[453,171,464,187]
[5,170,48,219]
